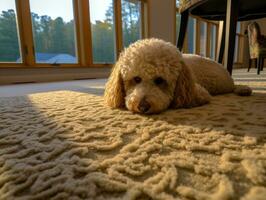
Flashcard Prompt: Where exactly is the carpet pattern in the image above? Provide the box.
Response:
[0,88,266,200]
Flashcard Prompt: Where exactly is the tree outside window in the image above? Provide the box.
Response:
[0,0,21,63]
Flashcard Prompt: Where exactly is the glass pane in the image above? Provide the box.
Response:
[30,0,77,64]
[176,13,181,44]
[236,22,241,33]
[122,0,141,48]
[176,0,180,40]
[0,0,21,63]
[210,25,217,59]
[89,0,116,63]
[176,0,180,7]
[234,35,239,62]
[187,17,196,54]
[200,21,207,56]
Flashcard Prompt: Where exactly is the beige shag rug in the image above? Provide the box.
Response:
[0,85,266,200]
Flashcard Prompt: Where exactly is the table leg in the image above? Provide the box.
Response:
[223,0,240,75]
[177,10,189,51]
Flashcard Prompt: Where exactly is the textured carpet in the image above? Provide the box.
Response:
[0,85,266,200]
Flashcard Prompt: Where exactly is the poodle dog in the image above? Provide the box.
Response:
[104,38,252,114]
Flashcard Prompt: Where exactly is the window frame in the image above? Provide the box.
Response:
[176,2,243,65]
[0,0,148,68]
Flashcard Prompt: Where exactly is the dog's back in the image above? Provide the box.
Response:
[183,54,235,95]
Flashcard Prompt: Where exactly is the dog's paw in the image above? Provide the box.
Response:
[234,85,252,96]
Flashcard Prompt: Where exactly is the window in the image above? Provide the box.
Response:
[89,0,146,64]
[0,0,147,67]
[89,0,116,64]
[0,0,22,63]
[122,0,142,48]
[29,0,77,64]
[176,13,181,42]
[176,0,181,45]
[176,0,180,7]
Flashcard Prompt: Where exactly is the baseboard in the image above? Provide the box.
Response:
[0,67,111,85]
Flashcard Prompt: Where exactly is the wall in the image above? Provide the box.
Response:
[242,18,266,69]
[148,0,176,44]
[0,67,110,85]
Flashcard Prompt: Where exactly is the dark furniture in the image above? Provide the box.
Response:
[247,22,266,74]
[177,0,266,75]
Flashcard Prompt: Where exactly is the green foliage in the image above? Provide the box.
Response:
[121,0,141,48]
[31,14,75,56]
[0,9,20,62]
[91,0,141,63]
[91,21,115,63]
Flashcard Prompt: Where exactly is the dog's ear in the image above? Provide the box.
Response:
[171,60,195,108]
[104,62,125,108]
[171,60,211,108]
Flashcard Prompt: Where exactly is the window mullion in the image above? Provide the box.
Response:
[141,1,146,38]
[16,0,35,66]
[195,19,200,55]
[72,0,81,66]
[77,0,92,66]
[114,0,123,59]
[76,0,92,66]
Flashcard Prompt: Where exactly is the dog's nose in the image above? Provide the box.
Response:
[138,99,151,113]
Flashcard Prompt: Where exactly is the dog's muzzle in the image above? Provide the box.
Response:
[138,98,151,113]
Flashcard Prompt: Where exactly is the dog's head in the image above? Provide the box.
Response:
[104,38,195,114]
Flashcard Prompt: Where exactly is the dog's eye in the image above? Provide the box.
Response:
[133,76,142,84]
[154,77,165,85]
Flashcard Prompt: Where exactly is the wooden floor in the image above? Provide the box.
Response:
[233,68,266,92]
[0,68,265,97]
[233,68,266,79]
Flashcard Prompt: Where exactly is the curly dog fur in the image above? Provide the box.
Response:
[104,38,252,114]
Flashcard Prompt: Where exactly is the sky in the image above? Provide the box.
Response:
[0,0,111,23]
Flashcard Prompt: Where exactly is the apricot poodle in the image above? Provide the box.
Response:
[104,38,252,114]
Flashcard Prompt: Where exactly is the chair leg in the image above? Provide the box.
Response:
[257,57,261,75]
[255,58,257,69]
[223,0,240,75]
[248,59,251,72]
[177,10,189,51]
